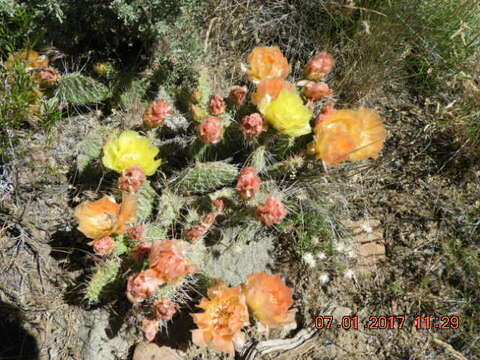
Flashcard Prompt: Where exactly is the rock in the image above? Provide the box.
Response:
[133,343,183,360]
[343,219,386,274]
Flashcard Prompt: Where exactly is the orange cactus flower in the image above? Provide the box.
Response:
[4,49,49,71]
[191,282,249,354]
[243,272,296,328]
[149,240,197,284]
[314,108,387,166]
[251,78,294,109]
[246,46,290,83]
[74,192,137,239]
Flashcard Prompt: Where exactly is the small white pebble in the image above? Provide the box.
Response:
[302,253,316,268]
[344,269,355,279]
[347,249,356,258]
[361,224,373,233]
[319,273,330,284]
[335,242,346,252]
[316,252,327,260]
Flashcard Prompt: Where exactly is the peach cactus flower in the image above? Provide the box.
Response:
[251,78,294,109]
[118,166,146,193]
[315,103,336,127]
[126,269,163,304]
[304,52,335,81]
[256,196,288,226]
[241,113,266,138]
[143,99,172,128]
[302,81,333,101]
[149,240,197,284]
[229,86,248,105]
[209,95,226,115]
[243,272,296,328]
[191,282,249,354]
[74,192,137,239]
[142,318,160,341]
[314,108,387,166]
[154,299,178,321]
[236,167,261,200]
[4,49,49,71]
[198,116,223,144]
[89,236,116,255]
[246,46,290,83]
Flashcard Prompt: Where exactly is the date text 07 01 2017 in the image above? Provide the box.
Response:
[313,315,460,330]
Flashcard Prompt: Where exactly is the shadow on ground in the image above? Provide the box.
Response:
[0,302,39,360]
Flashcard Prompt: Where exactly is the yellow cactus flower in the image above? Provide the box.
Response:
[262,89,313,137]
[102,130,161,176]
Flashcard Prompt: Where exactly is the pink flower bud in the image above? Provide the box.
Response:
[212,198,226,212]
[209,95,226,115]
[236,167,261,200]
[142,318,160,342]
[241,113,266,138]
[315,103,336,128]
[126,270,163,304]
[153,299,178,321]
[256,196,288,226]
[90,236,116,255]
[229,86,248,105]
[198,116,223,144]
[118,166,146,193]
[126,224,146,241]
[203,212,219,226]
[39,67,59,87]
[303,82,333,101]
[143,99,172,128]
[186,224,209,242]
[131,241,151,261]
[186,211,219,242]
[304,52,335,81]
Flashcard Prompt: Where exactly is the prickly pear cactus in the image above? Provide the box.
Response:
[86,258,121,303]
[56,73,111,104]
[77,130,106,172]
[203,237,273,286]
[69,43,378,353]
[176,161,238,194]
